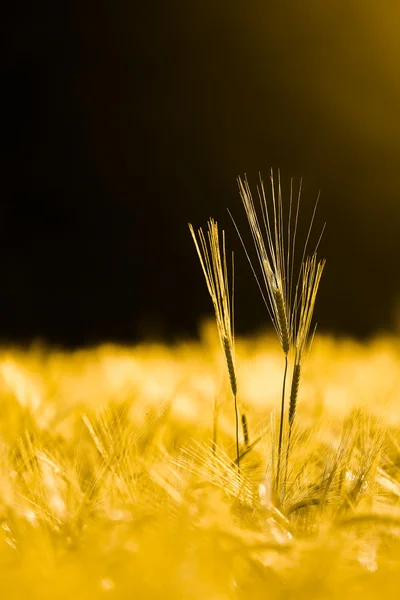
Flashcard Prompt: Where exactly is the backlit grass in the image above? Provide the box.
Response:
[0,328,400,598]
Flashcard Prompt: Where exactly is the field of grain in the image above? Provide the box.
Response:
[0,325,399,598]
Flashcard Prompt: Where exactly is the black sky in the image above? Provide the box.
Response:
[2,1,400,346]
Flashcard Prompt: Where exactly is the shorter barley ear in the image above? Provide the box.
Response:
[222,334,237,397]
[189,220,242,470]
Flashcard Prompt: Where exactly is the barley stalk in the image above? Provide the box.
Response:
[233,170,325,504]
[235,172,296,499]
[189,220,243,470]
[284,362,301,495]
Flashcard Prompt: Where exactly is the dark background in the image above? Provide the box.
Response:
[2,1,400,347]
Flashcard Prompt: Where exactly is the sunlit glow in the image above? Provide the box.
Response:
[0,326,399,597]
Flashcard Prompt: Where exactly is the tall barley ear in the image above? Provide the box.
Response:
[189,219,244,470]
[236,172,293,356]
[234,171,297,499]
[285,254,325,493]
[232,169,323,503]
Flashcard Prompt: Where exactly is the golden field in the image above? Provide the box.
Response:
[0,323,400,599]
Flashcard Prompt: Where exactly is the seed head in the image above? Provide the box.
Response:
[189,219,237,398]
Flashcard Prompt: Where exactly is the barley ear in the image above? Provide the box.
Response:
[222,334,237,397]
[273,287,290,356]
[288,363,301,429]
[189,220,241,470]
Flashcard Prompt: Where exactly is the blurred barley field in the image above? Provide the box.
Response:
[1,323,400,599]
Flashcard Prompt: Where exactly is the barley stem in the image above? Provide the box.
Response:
[189,221,240,472]
[222,334,241,470]
[276,354,288,501]
[284,362,302,496]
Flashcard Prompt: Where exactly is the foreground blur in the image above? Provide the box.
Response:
[0,325,399,598]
